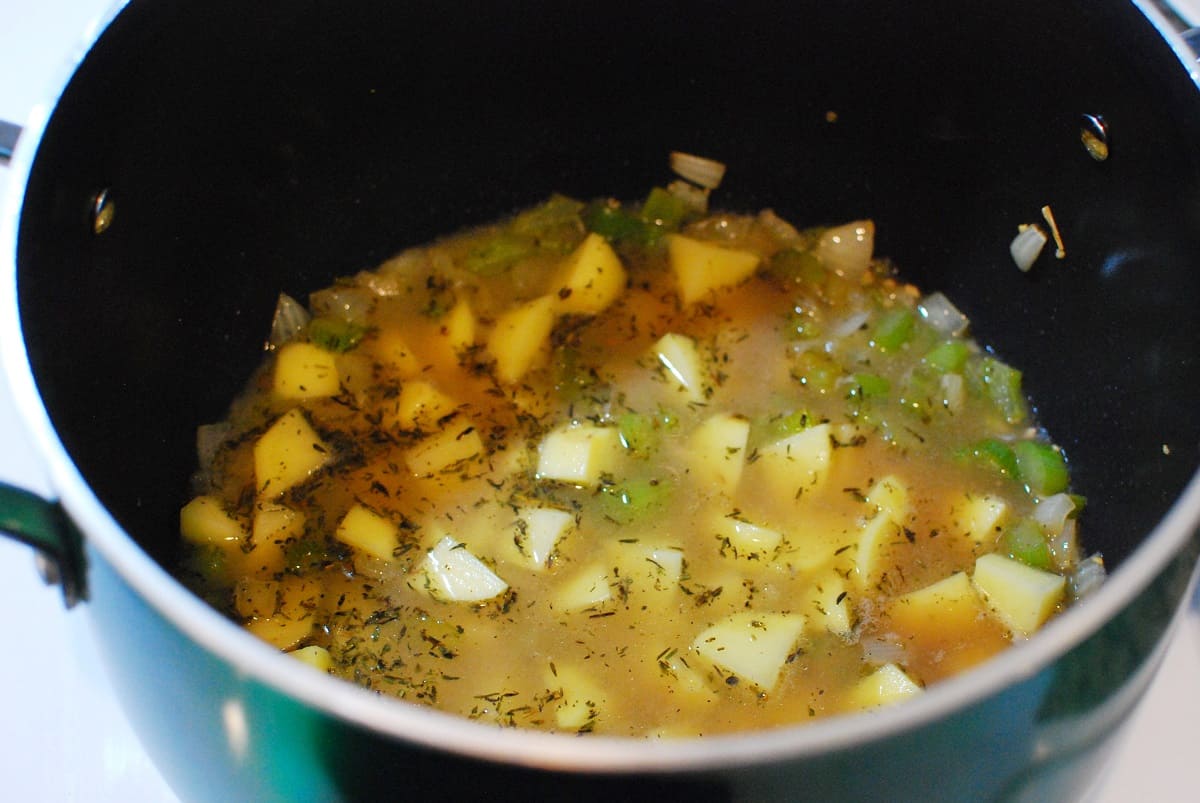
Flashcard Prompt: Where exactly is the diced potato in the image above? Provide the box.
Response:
[422,535,509,602]
[233,577,279,619]
[487,294,557,383]
[666,234,761,305]
[535,424,621,486]
[335,503,400,562]
[439,298,477,354]
[549,663,607,731]
[747,422,834,499]
[392,380,459,430]
[605,541,685,602]
[652,333,708,403]
[555,564,612,610]
[714,514,783,560]
[244,575,321,650]
[853,511,900,590]
[180,495,247,547]
[551,232,627,316]
[691,612,806,690]
[273,342,341,401]
[847,663,922,710]
[371,328,423,379]
[289,645,334,672]
[688,413,751,495]
[406,419,485,476]
[954,494,1009,544]
[254,408,332,499]
[886,572,988,636]
[972,553,1066,637]
[809,574,853,637]
[865,474,910,522]
[243,503,301,575]
[513,507,575,568]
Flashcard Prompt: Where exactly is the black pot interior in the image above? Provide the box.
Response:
[16,0,1200,577]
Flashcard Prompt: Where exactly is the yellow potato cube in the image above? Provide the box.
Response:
[688,413,751,495]
[847,663,922,710]
[439,298,477,354]
[652,332,708,403]
[392,380,458,430]
[180,495,247,547]
[551,232,627,316]
[405,420,485,476]
[972,553,1066,637]
[555,565,612,610]
[289,645,334,672]
[273,341,341,401]
[245,575,321,650]
[866,474,910,522]
[747,422,833,500]
[245,503,303,575]
[714,515,783,560]
[233,577,279,619]
[809,574,854,637]
[666,233,760,305]
[335,503,400,561]
[254,408,332,499]
[421,535,509,602]
[487,294,557,383]
[535,424,621,486]
[372,328,422,379]
[512,507,575,569]
[548,664,607,731]
[953,494,1010,544]
[691,612,806,690]
[853,511,899,590]
[887,571,987,636]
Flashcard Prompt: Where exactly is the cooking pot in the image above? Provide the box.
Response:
[2,1,1199,800]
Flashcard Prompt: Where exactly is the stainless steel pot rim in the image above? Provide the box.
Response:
[2,0,1198,774]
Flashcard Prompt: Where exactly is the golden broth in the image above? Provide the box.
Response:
[179,191,1084,736]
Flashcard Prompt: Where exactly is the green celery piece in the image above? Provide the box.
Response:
[639,187,688,229]
[970,356,1028,425]
[598,478,670,524]
[750,409,814,449]
[511,194,585,253]
[964,438,1018,478]
[1014,440,1069,496]
[309,316,368,353]
[852,372,890,400]
[923,340,969,373]
[769,248,826,285]
[464,231,536,276]
[785,306,822,340]
[617,412,657,457]
[873,308,916,351]
[582,200,652,244]
[1001,519,1053,570]
[791,350,841,392]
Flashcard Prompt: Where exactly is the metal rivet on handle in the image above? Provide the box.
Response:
[1080,114,1109,162]
[91,188,115,234]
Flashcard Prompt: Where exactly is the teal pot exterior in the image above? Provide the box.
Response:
[3,1,1200,801]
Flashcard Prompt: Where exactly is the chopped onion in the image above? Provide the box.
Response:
[918,292,969,336]
[666,179,710,214]
[309,285,374,324]
[815,220,875,278]
[860,637,907,665]
[267,292,310,349]
[196,422,232,471]
[939,372,965,413]
[1069,553,1106,601]
[756,209,803,248]
[1010,225,1048,272]
[830,309,871,339]
[669,151,726,190]
[1033,492,1076,534]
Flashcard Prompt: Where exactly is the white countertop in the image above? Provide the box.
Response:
[1,2,1197,801]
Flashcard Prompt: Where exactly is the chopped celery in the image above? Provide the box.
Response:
[617,413,657,456]
[511,194,586,253]
[964,438,1018,478]
[308,316,368,353]
[583,200,652,244]
[768,248,825,285]
[872,308,916,352]
[1001,519,1053,570]
[750,409,814,449]
[464,231,536,275]
[598,478,670,524]
[968,356,1028,425]
[785,306,822,340]
[640,187,688,230]
[1014,441,1069,496]
[852,373,890,400]
[922,340,969,373]
[791,350,841,392]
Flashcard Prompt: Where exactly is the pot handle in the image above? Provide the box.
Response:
[0,483,86,607]
[0,120,19,166]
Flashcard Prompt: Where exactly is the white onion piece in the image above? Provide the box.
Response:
[309,285,374,324]
[1033,492,1076,534]
[860,637,907,665]
[267,292,310,349]
[816,220,875,278]
[830,309,871,339]
[756,209,803,248]
[1010,225,1048,272]
[666,179,710,214]
[669,151,726,189]
[939,372,965,413]
[1070,553,1106,601]
[918,292,969,336]
[196,422,232,469]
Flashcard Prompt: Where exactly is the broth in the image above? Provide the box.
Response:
[178,180,1090,736]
